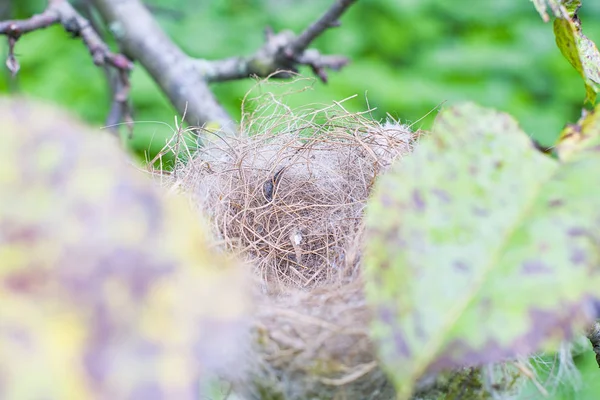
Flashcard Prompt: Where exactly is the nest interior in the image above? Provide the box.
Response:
[178,110,414,289]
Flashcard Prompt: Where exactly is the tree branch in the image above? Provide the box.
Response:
[0,0,133,120]
[2,0,356,140]
[291,0,357,54]
[198,0,357,84]
[1,0,132,71]
[90,0,237,136]
[76,0,133,136]
[0,1,60,36]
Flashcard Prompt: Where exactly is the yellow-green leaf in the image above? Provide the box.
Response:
[557,104,600,161]
[529,1,599,104]
[364,102,600,398]
[0,98,250,399]
[553,14,600,105]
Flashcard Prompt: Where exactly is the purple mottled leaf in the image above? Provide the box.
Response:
[364,102,600,398]
[0,99,249,399]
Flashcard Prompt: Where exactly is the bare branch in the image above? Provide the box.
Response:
[1,0,132,70]
[199,0,357,84]
[90,0,237,136]
[105,69,133,136]
[1,0,355,139]
[0,3,60,36]
[291,0,357,54]
[194,30,299,83]
[296,50,349,84]
[1,2,60,75]
[0,0,133,114]
[76,0,132,136]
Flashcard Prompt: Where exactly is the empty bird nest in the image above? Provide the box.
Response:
[164,86,522,399]
[166,89,413,399]
[174,97,415,291]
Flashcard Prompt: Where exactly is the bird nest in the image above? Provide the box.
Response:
[168,89,414,399]
[168,87,528,399]
[175,101,414,291]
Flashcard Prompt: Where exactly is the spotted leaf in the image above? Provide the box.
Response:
[0,99,249,399]
[364,102,600,398]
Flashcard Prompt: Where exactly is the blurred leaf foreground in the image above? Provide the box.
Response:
[364,102,600,398]
[0,98,249,399]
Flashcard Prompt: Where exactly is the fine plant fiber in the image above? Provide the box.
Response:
[175,80,416,292]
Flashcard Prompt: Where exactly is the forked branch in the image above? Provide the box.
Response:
[200,0,357,84]
[2,0,357,138]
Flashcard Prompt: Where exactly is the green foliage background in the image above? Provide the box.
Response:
[3,0,600,161]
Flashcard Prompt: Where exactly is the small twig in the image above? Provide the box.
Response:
[0,0,133,128]
[291,0,357,54]
[319,361,378,386]
[0,1,60,35]
[77,0,133,136]
[278,0,357,82]
[104,66,133,136]
[1,0,132,71]
[1,3,60,76]
[200,0,357,84]
[513,360,549,396]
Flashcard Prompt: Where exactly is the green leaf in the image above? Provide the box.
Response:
[553,13,600,105]
[556,104,600,160]
[0,99,249,399]
[529,1,599,104]
[363,102,600,398]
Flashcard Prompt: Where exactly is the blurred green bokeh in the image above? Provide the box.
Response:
[3,0,600,161]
